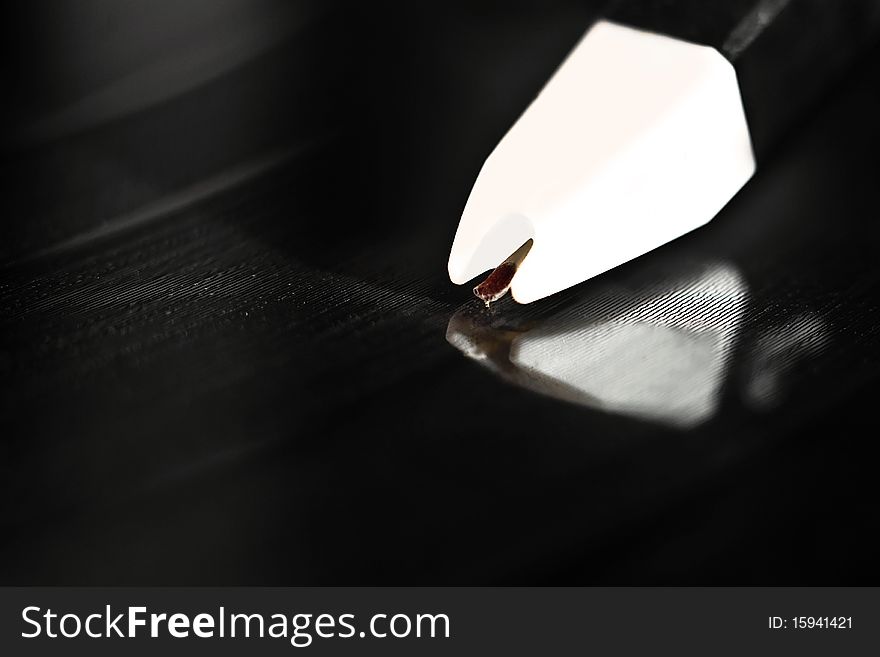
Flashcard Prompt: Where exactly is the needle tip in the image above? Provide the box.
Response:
[471,239,533,306]
[473,262,517,306]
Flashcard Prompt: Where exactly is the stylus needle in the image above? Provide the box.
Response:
[473,239,533,306]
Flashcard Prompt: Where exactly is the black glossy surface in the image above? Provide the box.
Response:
[2,2,880,584]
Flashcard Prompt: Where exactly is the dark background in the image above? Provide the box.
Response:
[1,0,879,584]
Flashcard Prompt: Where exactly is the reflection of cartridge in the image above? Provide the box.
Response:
[449,2,880,304]
[447,262,748,428]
